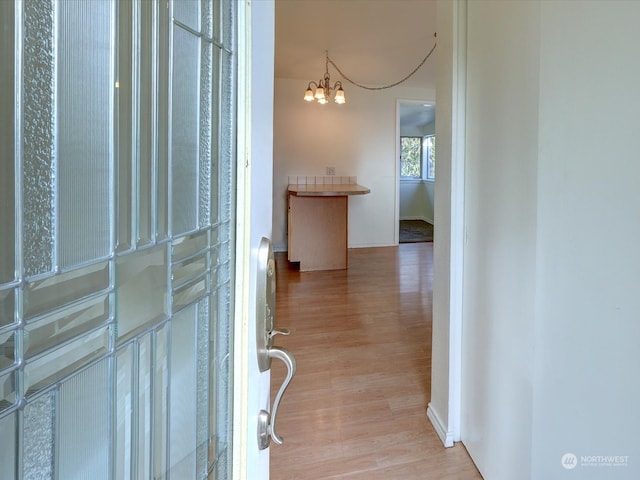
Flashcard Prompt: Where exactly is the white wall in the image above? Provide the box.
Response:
[532,1,640,478]
[462,1,540,478]
[459,1,640,479]
[272,77,434,251]
[399,180,434,223]
[428,0,458,447]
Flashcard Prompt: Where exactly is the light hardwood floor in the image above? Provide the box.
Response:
[270,243,482,479]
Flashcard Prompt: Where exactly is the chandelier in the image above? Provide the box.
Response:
[303,51,345,105]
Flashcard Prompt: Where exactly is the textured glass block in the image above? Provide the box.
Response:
[0,370,16,412]
[201,0,213,39]
[24,392,55,480]
[196,299,210,479]
[219,50,235,225]
[0,288,15,328]
[0,0,15,286]
[0,330,16,371]
[138,333,153,480]
[173,0,200,30]
[210,47,221,225]
[221,0,234,48]
[58,360,109,479]
[22,0,56,278]
[25,294,110,359]
[138,0,155,247]
[171,26,200,235]
[57,0,114,267]
[153,323,169,478]
[0,412,16,478]
[24,325,110,396]
[168,305,197,478]
[116,344,134,480]
[199,42,213,228]
[24,261,109,319]
[116,245,168,342]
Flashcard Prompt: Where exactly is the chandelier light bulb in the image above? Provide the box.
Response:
[334,87,345,104]
[304,87,314,101]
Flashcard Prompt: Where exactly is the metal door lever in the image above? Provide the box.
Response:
[258,346,296,449]
[269,327,290,338]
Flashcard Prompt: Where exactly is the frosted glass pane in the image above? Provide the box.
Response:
[116,344,134,480]
[24,325,110,396]
[0,288,15,328]
[0,1,15,285]
[173,0,199,30]
[22,0,56,277]
[172,253,208,288]
[117,0,134,253]
[173,278,208,313]
[0,330,16,371]
[153,323,169,478]
[168,305,197,478]
[138,334,153,480]
[157,0,170,242]
[24,261,110,319]
[171,27,200,235]
[116,245,168,342]
[24,392,55,480]
[0,412,16,478]
[57,0,113,267]
[0,370,16,412]
[210,287,232,463]
[58,360,109,480]
[138,0,154,247]
[172,231,208,260]
[25,294,109,359]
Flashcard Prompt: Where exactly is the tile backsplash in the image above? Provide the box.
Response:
[287,175,357,185]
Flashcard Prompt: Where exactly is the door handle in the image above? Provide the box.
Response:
[258,346,297,449]
[255,237,297,450]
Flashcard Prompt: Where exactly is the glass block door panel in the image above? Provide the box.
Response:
[1,1,238,479]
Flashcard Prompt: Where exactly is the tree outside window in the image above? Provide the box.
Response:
[400,136,422,178]
[401,135,435,180]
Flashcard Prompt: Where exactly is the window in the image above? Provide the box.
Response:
[424,135,436,180]
[400,135,436,180]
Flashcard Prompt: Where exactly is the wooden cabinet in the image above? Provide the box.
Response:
[288,194,348,271]
[287,183,370,271]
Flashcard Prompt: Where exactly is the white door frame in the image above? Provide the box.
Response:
[233,1,275,479]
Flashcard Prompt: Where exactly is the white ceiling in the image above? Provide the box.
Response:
[274,0,438,90]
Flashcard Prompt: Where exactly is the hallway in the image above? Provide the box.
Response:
[270,244,481,479]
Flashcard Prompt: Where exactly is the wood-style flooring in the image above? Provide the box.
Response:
[270,243,482,479]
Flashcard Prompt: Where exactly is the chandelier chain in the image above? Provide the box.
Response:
[327,37,437,91]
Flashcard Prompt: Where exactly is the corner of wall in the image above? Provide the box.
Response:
[427,403,455,448]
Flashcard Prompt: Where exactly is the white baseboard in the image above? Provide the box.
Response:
[427,403,454,448]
